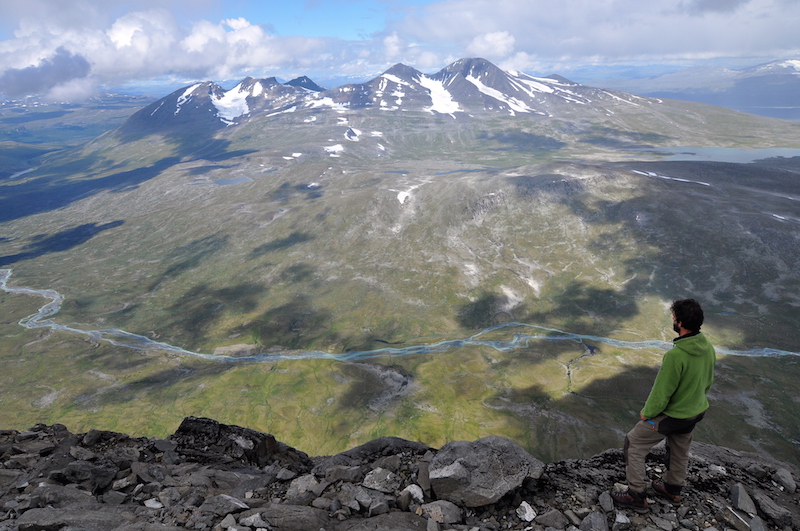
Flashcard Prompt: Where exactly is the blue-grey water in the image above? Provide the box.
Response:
[1,268,797,363]
[661,147,800,163]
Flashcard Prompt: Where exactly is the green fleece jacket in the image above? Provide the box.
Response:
[641,332,716,419]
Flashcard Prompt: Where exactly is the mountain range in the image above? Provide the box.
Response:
[594,59,800,120]
[124,58,648,133]
[1,57,800,465]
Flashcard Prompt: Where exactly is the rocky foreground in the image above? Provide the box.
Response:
[1,417,797,531]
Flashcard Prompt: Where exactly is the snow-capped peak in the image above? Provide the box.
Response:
[126,57,652,132]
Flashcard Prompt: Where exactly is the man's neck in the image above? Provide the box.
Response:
[675,329,699,341]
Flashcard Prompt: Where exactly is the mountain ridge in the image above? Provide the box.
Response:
[122,57,649,133]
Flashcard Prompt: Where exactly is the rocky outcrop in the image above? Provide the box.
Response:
[1,417,797,531]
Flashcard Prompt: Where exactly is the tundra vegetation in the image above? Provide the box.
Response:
[1,71,799,465]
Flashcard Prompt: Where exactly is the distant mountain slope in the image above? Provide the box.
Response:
[594,59,800,120]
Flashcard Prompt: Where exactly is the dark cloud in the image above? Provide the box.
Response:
[0,47,91,97]
[679,0,750,13]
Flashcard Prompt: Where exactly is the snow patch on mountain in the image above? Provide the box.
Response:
[601,90,639,106]
[345,128,361,141]
[381,74,413,87]
[375,75,410,108]
[325,144,344,157]
[307,97,347,111]
[509,74,555,95]
[213,83,250,123]
[418,75,461,115]
[266,106,297,117]
[175,84,201,115]
[466,74,533,115]
[150,101,164,116]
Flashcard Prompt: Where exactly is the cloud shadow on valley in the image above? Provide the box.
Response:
[250,232,314,258]
[0,221,124,266]
[267,182,325,202]
[478,130,566,152]
[248,295,334,351]
[164,281,269,348]
[0,155,182,224]
[528,157,800,352]
[456,280,639,339]
[579,127,672,150]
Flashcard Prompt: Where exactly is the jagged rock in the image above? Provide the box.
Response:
[363,466,401,493]
[748,515,767,531]
[368,498,390,516]
[170,416,311,471]
[715,505,750,531]
[429,435,544,507]
[729,483,756,515]
[613,511,632,531]
[537,508,570,529]
[773,467,796,493]
[285,473,320,499]
[326,464,365,483]
[311,436,431,475]
[1,418,798,531]
[15,507,133,531]
[198,493,249,515]
[336,511,428,530]
[745,463,768,479]
[256,503,331,530]
[115,524,185,531]
[63,458,118,491]
[750,488,793,527]
[401,483,424,504]
[517,500,537,521]
[580,510,609,531]
[649,514,675,531]
[239,512,270,527]
[599,491,614,513]
[29,483,96,507]
[421,499,463,524]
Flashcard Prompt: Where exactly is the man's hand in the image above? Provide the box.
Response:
[639,411,648,421]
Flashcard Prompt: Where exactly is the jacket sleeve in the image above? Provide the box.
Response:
[641,350,682,418]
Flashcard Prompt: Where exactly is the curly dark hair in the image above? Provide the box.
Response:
[671,298,704,332]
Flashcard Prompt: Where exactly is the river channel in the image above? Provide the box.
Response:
[2,268,797,362]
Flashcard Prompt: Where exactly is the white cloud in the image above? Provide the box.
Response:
[384,32,403,61]
[466,31,515,59]
[44,76,97,101]
[222,17,252,31]
[1,0,799,99]
[391,0,800,66]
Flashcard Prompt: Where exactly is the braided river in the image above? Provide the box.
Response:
[2,268,798,362]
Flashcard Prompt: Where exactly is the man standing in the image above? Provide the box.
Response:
[612,299,716,512]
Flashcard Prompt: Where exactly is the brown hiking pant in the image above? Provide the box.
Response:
[623,412,705,494]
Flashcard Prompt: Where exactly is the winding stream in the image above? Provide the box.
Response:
[2,268,798,362]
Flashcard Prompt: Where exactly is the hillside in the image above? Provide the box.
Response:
[1,58,800,467]
[0,417,798,531]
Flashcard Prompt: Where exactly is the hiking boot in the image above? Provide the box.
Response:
[611,488,649,513]
[652,480,682,504]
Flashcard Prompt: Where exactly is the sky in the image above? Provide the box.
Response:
[1,0,799,100]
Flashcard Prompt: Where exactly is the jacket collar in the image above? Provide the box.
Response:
[674,330,700,342]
